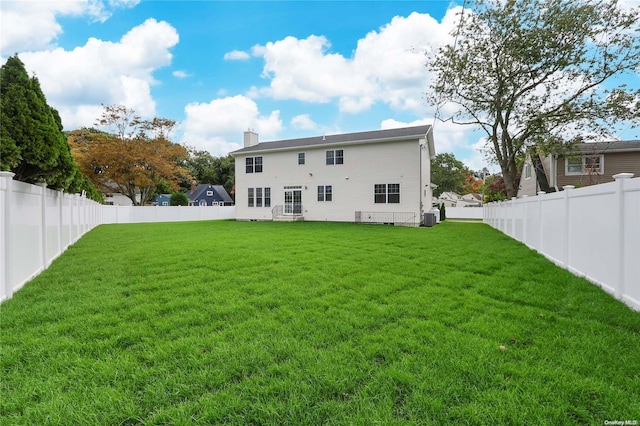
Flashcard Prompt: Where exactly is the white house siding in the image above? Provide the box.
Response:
[234,137,432,223]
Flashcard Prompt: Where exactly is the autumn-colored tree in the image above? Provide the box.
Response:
[461,173,484,194]
[70,105,191,206]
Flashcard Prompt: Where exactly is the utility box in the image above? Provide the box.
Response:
[423,213,436,227]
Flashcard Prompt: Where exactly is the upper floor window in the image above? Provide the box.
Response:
[298,153,305,165]
[524,163,532,180]
[565,155,603,176]
[326,149,344,165]
[374,183,400,204]
[246,156,263,173]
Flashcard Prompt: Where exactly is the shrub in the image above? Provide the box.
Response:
[440,203,446,221]
[170,192,189,206]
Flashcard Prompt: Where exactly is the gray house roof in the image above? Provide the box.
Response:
[574,140,640,154]
[231,125,432,155]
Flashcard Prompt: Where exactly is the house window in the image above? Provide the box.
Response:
[248,187,270,208]
[207,190,213,196]
[524,163,532,180]
[298,153,305,165]
[317,185,332,202]
[374,184,400,204]
[326,149,344,165]
[264,187,271,207]
[199,200,207,206]
[162,202,168,206]
[565,155,604,175]
[246,156,263,173]
[256,187,263,207]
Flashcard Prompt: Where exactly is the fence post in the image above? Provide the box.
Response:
[58,189,64,256]
[522,195,528,245]
[537,192,546,252]
[38,182,48,270]
[1,172,15,301]
[613,173,634,300]
[511,197,517,238]
[563,186,575,268]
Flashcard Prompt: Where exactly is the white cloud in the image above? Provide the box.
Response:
[0,0,139,54]
[180,95,283,155]
[291,114,318,130]
[173,70,190,78]
[15,18,179,129]
[224,50,251,61]
[250,9,462,115]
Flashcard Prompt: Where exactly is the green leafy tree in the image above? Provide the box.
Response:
[1,56,75,189]
[184,149,235,196]
[483,174,508,203]
[431,153,470,197]
[428,0,640,198]
[1,55,102,201]
[169,192,189,206]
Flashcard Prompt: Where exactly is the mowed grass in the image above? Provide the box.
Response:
[1,221,639,425]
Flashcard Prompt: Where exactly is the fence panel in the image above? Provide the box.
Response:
[1,173,237,302]
[484,174,640,311]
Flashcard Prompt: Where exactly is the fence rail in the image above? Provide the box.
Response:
[0,172,235,302]
[484,173,639,311]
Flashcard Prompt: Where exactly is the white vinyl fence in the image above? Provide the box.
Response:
[484,173,640,311]
[0,172,235,302]
[446,207,484,220]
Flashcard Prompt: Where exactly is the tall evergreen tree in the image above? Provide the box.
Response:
[1,55,78,190]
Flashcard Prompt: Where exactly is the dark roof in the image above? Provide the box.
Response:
[231,125,432,155]
[186,184,233,203]
[574,140,640,154]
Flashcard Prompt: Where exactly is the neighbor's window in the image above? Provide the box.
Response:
[248,188,254,207]
[374,184,400,204]
[207,190,213,196]
[317,185,333,202]
[524,163,532,180]
[565,155,604,175]
[246,157,254,173]
[298,153,305,165]
[335,149,344,165]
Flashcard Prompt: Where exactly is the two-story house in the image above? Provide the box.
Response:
[518,140,640,197]
[231,125,436,225]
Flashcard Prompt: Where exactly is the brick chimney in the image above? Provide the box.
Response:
[191,181,197,191]
[244,129,259,147]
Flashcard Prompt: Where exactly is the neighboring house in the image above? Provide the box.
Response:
[459,193,483,207]
[186,183,234,206]
[155,193,171,206]
[434,191,461,208]
[104,192,134,206]
[518,140,640,197]
[230,125,435,225]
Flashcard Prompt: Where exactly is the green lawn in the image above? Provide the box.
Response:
[1,221,638,425]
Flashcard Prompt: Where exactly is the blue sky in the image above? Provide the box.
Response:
[1,0,639,172]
